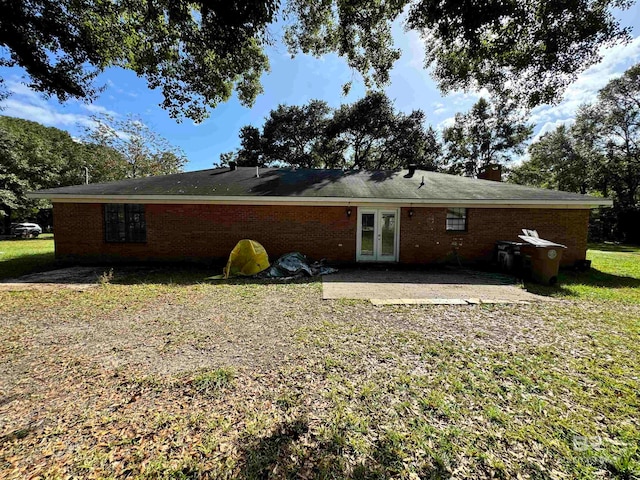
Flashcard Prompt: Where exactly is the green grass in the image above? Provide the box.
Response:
[0,234,55,280]
[526,243,640,302]
[191,368,236,396]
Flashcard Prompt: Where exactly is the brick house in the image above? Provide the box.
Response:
[29,165,611,266]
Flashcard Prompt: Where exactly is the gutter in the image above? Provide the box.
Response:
[26,193,613,209]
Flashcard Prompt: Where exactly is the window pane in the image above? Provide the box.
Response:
[361,213,374,256]
[105,204,146,242]
[380,213,396,256]
[105,204,126,242]
[446,208,467,231]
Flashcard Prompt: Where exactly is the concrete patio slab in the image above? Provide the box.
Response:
[0,282,96,291]
[322,269,553,304]
[0,267,103,291]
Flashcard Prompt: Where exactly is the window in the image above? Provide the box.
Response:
[446,208,467,231]
[104,204,146,242]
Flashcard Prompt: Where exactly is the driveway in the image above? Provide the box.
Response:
[322,268,553,304]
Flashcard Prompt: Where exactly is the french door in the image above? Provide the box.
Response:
[356,209,399,262]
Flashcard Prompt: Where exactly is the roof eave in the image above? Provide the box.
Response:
[26,192,614,209]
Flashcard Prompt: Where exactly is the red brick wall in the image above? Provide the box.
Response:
[53,203,589,266]
[399,207,589,266]
[53,203,357,263]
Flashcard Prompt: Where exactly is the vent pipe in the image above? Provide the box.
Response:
[407,163,417,177]
[256,165,260,178]
[229,161,237,171]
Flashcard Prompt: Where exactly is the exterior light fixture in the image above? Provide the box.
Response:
[408,208,415,218]
[346,207,352,217]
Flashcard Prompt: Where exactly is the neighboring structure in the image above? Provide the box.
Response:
[29,166,611,266]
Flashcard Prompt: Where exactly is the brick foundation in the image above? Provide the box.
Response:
[53,203,589,266]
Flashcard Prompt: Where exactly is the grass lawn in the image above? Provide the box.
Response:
[526,244,640,303]
[0,241,638,479]
[0,234,55,280]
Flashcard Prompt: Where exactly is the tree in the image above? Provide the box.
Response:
[261,101,331,168]
[575,66,640,242]
[324,92,441,170]
[443,97,532,177]
[583,65,640,211]
[0,127,26,232]
[0,0,631,120]
[509,125,593,194]
[223,93,441,171]
[219,126,266,167]
[511,64,640,242]
[0,0,275,122]
[84,114,186,178]
[0,115,126,232]
[237,126,266,167]
[284,0,630,107]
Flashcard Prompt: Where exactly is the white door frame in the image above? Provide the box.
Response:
[356,207,400,262]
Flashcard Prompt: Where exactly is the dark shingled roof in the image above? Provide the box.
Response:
[30,167,610,205]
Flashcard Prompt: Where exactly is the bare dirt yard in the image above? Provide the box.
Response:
[1,241,639,479]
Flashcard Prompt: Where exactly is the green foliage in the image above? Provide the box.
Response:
[511,63,640,242]
[581,64,640,210]
[285,0,630,108]
[509,125,593,194]
[83,114,186,178]
[262,100,332,168]
[325,92,441,170]
[284,0,404,93]
[1,0,630,119]
[0,114,184,231]
[0,0,276,122]
[405,0,631,108]
[237,126,265,167]
[443,97,532,177]
[0,116,125,229]
[222,92,442,170]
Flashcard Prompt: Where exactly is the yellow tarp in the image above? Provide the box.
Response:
[223,239,270,279]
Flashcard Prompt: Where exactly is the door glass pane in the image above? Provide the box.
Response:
[361,213,375,256]
[380,213,396,256]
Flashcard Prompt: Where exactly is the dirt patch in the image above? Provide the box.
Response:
[1,281,569,384]
[0,266,107,291]
[1,277,638,479]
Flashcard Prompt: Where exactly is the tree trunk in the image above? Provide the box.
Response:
[2,205,11,235]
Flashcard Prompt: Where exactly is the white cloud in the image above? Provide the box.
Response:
[0,98,98,128]
[404,29,426,69]
[80,103,118,117]
[530,37,640,126]
[0,80,97,130]
[530,118,575,144]
[437,115,456,130]
[446,87,491,106]
[433,106,447,115]
[5,80,44,103]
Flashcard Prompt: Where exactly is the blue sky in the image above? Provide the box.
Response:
[2,6,640,172]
